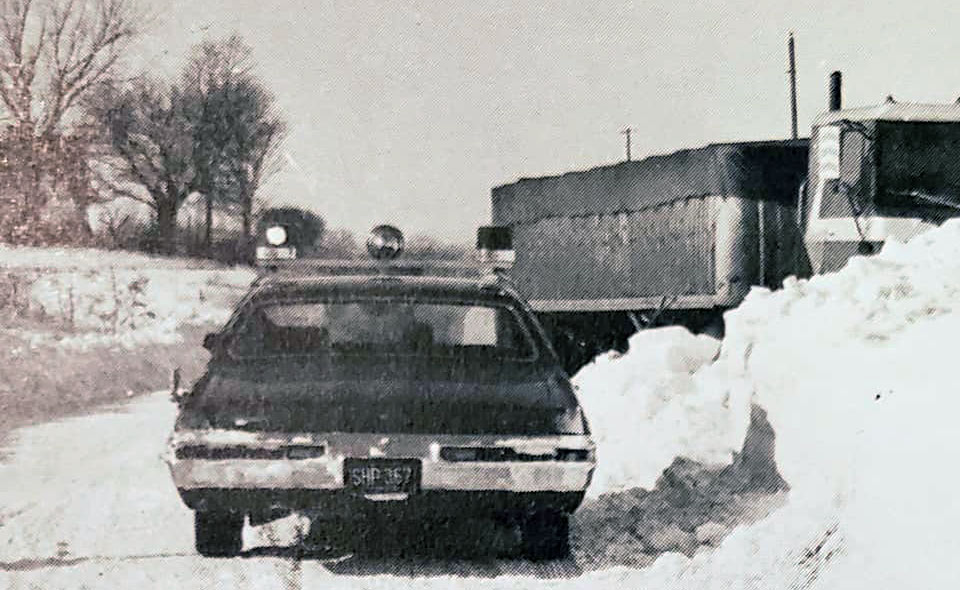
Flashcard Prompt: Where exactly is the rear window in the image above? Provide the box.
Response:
[228,299,536,360]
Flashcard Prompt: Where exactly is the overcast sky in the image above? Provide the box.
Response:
[134,0,960,242]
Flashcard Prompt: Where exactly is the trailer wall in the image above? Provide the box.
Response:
[507,195,800,312]
[493,141,808,313]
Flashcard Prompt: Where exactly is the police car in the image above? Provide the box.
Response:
[166,224,595,560]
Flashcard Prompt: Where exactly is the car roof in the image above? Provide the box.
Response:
[247,269,521,305]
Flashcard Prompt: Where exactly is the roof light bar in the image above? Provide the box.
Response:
[367,224,405,260]
[476,226,515,270]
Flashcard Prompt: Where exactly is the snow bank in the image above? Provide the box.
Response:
[615,221,960,587]
[573,327,752,495]
[7,220,960,587]
[571,221,960,586]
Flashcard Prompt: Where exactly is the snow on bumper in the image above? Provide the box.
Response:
[166,429,595,493]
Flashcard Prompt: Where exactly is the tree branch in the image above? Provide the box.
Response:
[91,163,156,209]
[39,0,140,137]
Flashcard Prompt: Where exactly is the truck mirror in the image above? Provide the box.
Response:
[796,179,808,228]
[837,123,873,192]
[834,181,865,215]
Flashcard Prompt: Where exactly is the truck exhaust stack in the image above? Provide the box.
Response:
[829,71,842,111]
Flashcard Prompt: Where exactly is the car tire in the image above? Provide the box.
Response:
[195,510,244,557]
[520,510,570,561]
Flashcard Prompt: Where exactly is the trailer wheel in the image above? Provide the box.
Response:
[195,510,244,557]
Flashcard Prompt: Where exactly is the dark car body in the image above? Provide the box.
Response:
[166,268,595,557]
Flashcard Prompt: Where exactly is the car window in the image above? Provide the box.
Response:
[228,299,536,361]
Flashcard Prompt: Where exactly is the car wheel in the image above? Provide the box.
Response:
[195,510,244,557]
[520,510,570,561]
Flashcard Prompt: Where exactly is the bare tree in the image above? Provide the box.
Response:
[182,35,286,254]
[183,35,250,250]
[0,0,144,243]
[219,80,285,246]
[0,0,143,138]
[89,34,286,257]
[93,201,135,247]
[89,79,198,253]
[0,118,101,243]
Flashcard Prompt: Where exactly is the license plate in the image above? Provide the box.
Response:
[344,458,421,495]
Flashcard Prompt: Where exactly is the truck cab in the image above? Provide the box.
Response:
[802,98,960,273]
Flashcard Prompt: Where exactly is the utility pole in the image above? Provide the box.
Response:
[788,32,799,140]
[621,127,632,161]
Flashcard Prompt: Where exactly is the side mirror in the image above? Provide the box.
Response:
[202,333,221,351]
[796,179,808,228]
[833,180,865,215]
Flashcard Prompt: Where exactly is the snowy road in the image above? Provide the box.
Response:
[0,392,781,590]
[0,393,569,589]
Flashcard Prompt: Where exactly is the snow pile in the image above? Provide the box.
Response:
[573,327,752,495]
[623,220,960,587]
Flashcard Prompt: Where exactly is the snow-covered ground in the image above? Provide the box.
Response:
[3,220,960,587]
[0,244,228,270]
[0,391,779,589]
[23,267,253,349]
[0,245,255,350]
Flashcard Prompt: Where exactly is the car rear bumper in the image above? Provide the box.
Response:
[177,487,586,519]
[170,456,593,492]
[168,430,594,487]
[166,431,595,521]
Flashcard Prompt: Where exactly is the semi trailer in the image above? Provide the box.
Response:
[492,73,960,371]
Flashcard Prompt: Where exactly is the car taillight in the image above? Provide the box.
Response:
[283,445,326,460]
[439,446,592,462]
[440,447,483,462]
[174,445,325,460]
[555,448,592,462]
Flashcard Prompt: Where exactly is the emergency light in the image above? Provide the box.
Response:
[255,245,297,261]
[256,224,296,262]
[254,221,516,279]
[476,226,515,269]
[366,224,405,260]
[265,225,288,246]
